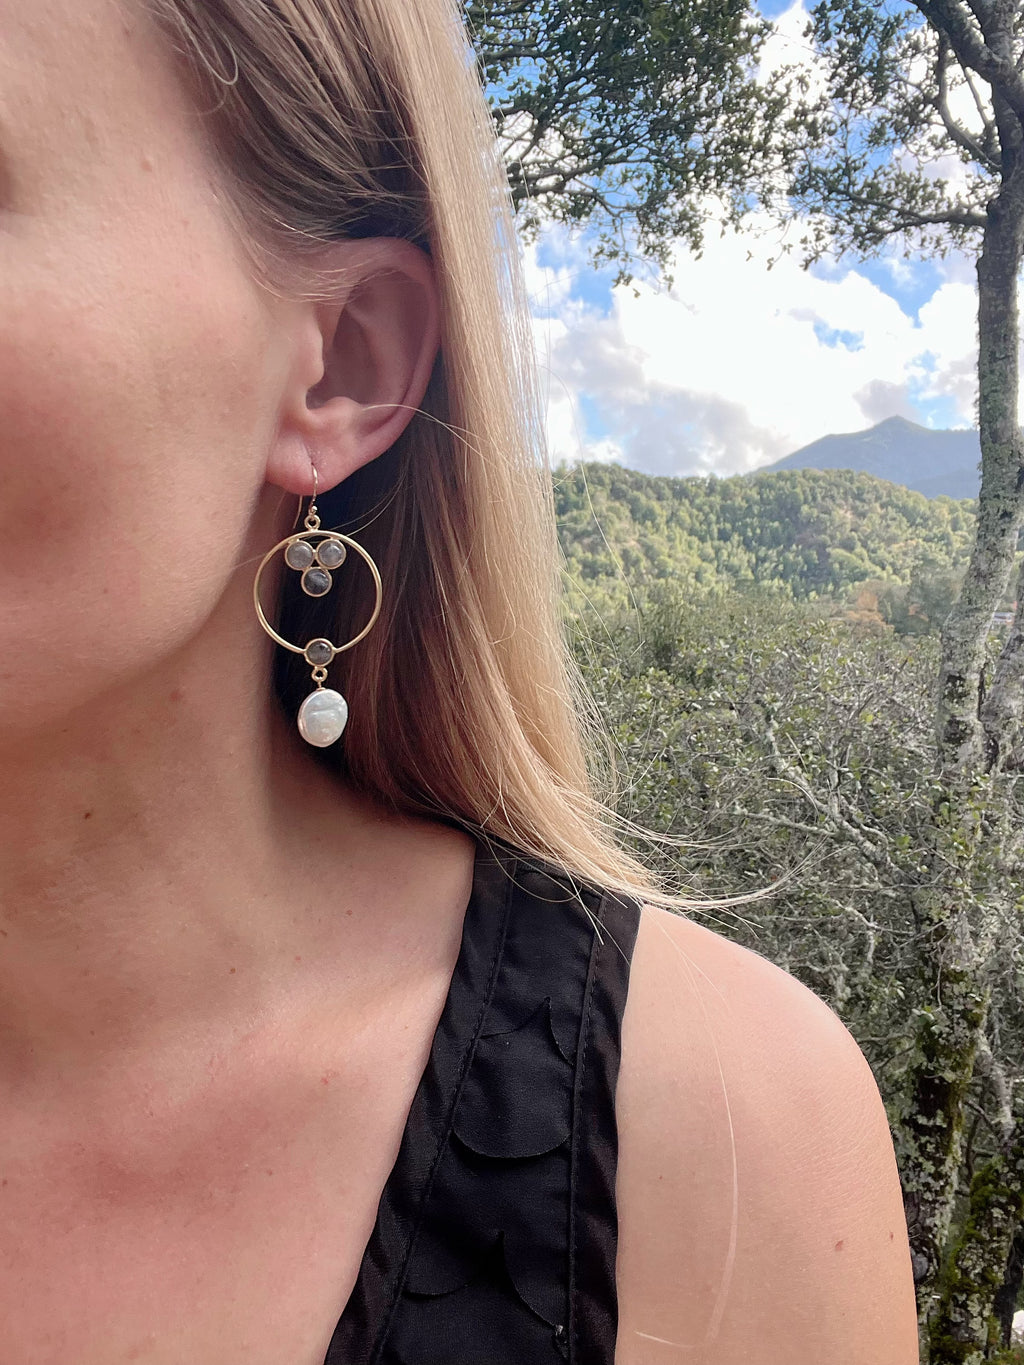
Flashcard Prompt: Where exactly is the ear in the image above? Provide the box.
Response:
[267,238,440,496]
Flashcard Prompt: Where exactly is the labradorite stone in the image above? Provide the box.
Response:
[316,539,346,569]
[302,567,332,597]
[305,639,333,666]
[285,539,315,570]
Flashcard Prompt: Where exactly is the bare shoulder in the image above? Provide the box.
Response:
[613,903,918,1365]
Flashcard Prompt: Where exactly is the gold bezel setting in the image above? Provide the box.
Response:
[252,529,382,659]
[303,638,336,667]
[252,489,383,749]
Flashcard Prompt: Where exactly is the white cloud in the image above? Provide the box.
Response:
[525,220,980,475]
[915,281,979,419]
[758,0,821,89]
[519,0,991,477]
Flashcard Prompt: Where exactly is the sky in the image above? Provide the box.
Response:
[523,0,982,479]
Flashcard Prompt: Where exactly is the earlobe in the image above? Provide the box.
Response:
[266,237,440,497]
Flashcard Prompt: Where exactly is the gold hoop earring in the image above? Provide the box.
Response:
[253,468,382,748]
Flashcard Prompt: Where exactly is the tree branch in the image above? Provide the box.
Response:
[914,0,1024,121]
[477,44,545,64]
[833,176,989,231]
[935,35,1003,168]
[962,65,1001,155]
[754,710,904,876]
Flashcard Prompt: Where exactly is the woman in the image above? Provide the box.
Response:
[0,0,917,1360]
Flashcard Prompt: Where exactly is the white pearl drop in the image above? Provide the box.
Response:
[297,689,349,747]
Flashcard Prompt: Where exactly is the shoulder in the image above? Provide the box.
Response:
[613,903,918,1364]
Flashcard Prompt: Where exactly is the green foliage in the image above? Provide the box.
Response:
[776,0,993,260]
[570,584,1024,1360]
[874,561,969,636]
[574,585,946,1032]
[463,0,788,277]
[556,461,976,625]
[464,0,1007,273]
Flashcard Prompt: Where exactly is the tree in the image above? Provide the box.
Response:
[555,461,977,615]
[463,0,787,277]
[572,581,1024,1365]
[781,0,1024,770]
[769,5,1024,1358]
[464,0,1024,1352]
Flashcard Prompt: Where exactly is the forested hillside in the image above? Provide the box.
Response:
[556,462,978,626]
[560,460,1024,1354]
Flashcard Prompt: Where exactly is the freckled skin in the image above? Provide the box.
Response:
[0,3,919,1364]
[0,3,466,1363]
[0,0,294,735]
[615,905,919,1364]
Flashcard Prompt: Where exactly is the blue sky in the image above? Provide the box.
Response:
[522,1,982,476]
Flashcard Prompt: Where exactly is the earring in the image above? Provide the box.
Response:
[253,466,382,748]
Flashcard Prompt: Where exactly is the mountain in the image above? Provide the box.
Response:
[758,416,980,500]
[556,462,975,613]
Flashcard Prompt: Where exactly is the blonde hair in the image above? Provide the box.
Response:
[145,0,660,897]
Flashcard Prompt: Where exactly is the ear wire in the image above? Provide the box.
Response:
[291,460,320,532]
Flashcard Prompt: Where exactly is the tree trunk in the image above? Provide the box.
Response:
[899,935,990,1352]
[979,550,1024,769]
[928,1114,1024,1364]
[920,120,1024,1360]
[993,1221,1024,1350]
[938,167,1024,775]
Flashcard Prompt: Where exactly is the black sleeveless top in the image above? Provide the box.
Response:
[323,840,642,1365]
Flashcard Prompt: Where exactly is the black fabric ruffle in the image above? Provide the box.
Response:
[324,843,641,1365]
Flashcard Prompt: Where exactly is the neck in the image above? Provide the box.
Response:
[0,569,383,1071]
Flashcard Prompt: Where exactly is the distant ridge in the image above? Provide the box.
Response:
[757,415,980,500]
[555,461,976,612]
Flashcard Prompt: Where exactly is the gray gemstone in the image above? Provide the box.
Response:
[305,639,334,666]
[301,567,332,597]
[285,540,315,570]
[316,539,346,569]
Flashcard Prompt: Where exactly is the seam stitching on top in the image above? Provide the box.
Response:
[369,855,517,1362]
[569,889,605,1365]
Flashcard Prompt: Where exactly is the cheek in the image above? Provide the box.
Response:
[0,231,282,711]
